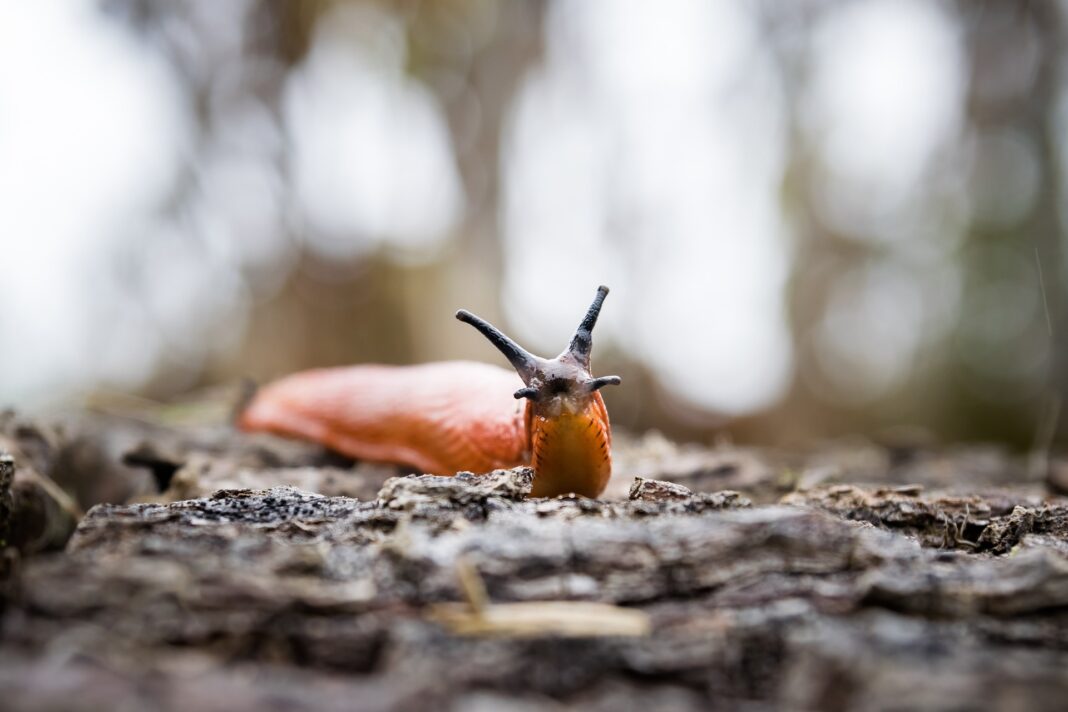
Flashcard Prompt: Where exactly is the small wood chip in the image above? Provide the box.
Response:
[432,556,651,637]
[427,600,651,638]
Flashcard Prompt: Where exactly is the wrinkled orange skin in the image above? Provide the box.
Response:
[527,396,612,498]
[238,361,613,497]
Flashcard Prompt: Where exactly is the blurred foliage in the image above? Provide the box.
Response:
[1,0,1066,452]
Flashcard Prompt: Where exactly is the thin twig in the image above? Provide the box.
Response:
[1035,247,1053,336]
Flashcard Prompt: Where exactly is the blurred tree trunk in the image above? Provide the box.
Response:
[956,1,1066,447]
[403,1,547,362]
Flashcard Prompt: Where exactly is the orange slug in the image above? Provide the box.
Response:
[238,286,621,498]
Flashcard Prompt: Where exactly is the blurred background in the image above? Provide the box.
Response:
[0,0,1065,450]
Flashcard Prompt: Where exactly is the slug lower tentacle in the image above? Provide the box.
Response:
[238,286,621,498]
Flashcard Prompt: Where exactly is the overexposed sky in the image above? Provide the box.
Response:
[0,0,981,418]
[504,0,787,414]
[0,1,189,405]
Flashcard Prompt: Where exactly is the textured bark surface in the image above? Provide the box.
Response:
[1,411,1068,710]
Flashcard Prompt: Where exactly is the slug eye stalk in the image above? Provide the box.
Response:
[567,285,609,367]
[586,375,621,393]
[456,286,622,402]
[455,309,539,383]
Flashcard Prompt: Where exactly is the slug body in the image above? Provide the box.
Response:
[526,388,612,498]
[239,287,621,498]
[238,362,530,476]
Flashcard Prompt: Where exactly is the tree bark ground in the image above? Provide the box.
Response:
[1,410,1067,710]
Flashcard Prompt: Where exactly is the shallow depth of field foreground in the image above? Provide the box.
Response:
[4,413,1068,710]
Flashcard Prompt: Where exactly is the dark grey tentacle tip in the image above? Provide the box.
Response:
[580,286,615,326]
[456,307,540,383]
[568,286,611,363]
[587,375,621,392]
[578,286,609,332]
[514,387,539,400]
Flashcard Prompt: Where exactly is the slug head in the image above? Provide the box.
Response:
[456,286,621,416]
